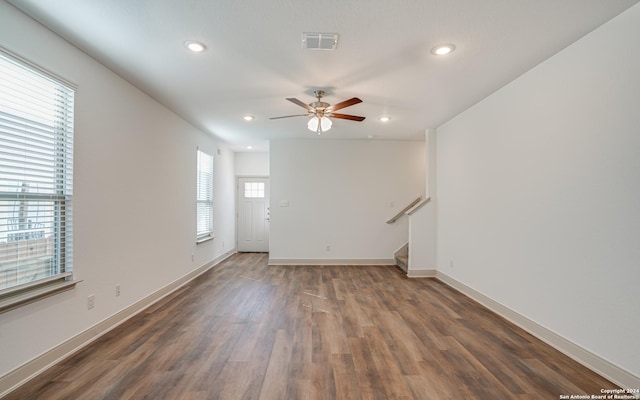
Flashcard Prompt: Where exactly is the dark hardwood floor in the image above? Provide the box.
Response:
[5,253,616,399]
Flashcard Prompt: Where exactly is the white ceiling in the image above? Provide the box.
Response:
[7,0,639,152]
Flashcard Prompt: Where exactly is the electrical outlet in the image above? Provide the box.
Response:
[449,260,454,269]
[326,245,331,252]
[115,285,121,297]
[87,294,95,310]
[191,253,195,262]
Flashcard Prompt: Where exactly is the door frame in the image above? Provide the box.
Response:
[236,175,270,252]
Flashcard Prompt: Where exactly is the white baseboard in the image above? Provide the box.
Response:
[434,270,640,391]
[0,249,236,398]
[407,268,436,278]
[267,258,395,266]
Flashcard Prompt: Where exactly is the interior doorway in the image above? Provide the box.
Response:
[237,177,270,252]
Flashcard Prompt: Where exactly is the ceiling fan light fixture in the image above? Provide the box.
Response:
[307,116,332,133]
[379,116,391,122]
[431,44,455,56]
[243,115,254,121]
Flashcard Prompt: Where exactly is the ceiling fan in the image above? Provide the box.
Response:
[270,90,365,134]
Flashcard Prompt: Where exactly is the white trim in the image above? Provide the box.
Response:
[434,270,640,391]
[235,174,270,178]
[268,258,394,266]
[0,46,77,90]
[0,279,80,314]
[406,269,436,278]
[0,249,236,398]
[0,272,73,297]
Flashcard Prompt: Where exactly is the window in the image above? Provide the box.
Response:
[0,48,75,303]
[244,182,265,198]
[196,149,213,242]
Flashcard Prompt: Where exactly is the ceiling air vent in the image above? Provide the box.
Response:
[302,32,339,50]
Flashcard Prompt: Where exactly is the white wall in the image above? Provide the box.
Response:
[0,2,235,381]
[270,139,425,262]
[235,152,270,176]
[408,129,437,272]
[437,3,640,380]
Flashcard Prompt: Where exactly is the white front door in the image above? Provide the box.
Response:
[237,177,270,252]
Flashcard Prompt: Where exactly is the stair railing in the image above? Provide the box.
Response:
[386,195,425,224]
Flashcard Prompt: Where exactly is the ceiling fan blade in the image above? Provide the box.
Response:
[269,114,309,120]
[286,97,314,111]
[328,97,362,112]
[329,113,366,121]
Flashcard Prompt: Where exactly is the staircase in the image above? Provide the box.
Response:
[394,243,409,273]
[387,195,429,275]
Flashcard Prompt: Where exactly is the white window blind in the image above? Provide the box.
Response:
[196,149,213,241]
[0,48,74,295]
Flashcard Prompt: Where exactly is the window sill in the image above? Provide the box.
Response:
[0,279,81,314]
[196,235,214,244]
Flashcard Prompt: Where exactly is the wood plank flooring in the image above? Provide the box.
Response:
[4,253,616,399]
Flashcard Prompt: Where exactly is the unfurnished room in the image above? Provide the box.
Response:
[0,1,639,399]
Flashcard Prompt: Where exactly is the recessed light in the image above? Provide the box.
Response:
[247,146,253,150]
[431,44,455,56]
[185,41,206,53]
[243,115,254,121]
[379,116,391,122]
